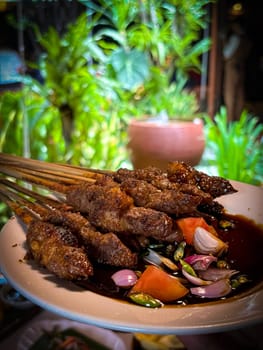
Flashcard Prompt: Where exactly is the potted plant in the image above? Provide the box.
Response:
[86,0,212,169]
[127,73,206,169]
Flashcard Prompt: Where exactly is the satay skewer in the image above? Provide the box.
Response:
[0,182,95,279]
[0,154,237,237]
[0,164,176,242]
[0,180,137,270]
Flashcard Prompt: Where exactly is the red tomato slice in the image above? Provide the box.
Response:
[176,217,217,245]
[130,265,188,303]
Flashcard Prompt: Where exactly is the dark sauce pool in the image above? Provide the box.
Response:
[76,213,263,306]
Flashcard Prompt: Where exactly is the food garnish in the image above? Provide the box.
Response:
[129,265,188,304]
[193,227,228,256]
[129,292,163,308]
[111,269,138,288]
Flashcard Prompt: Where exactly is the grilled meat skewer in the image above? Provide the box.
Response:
[114,164,236,217]
[0,152,237,199]
[119,177,207,216]
[166,161,237,198]
[0,154,237,240]
[66,175,177,241]
[0,154,238,286]
[42,209,138,268]
[0,153,237,198]
[27,220,94,280]
[0,179,138,269]
[0,186,94,280]
[0,164,177,241]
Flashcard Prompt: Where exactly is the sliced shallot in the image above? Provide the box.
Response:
[184,254,217,270]
[182,268,212,286]
[198,267,239,281]
[111,269,138,288]
[190,279,232,298]
[193,227,228,256]
[144,248,178,271]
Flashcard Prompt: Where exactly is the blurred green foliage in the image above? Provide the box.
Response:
[204,107,263,185]
[0,0,220,228]
[83,0,212,119]
[0,13,132,169]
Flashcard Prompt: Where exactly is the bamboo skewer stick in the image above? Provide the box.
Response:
[0,152,108,180]
[2,166,93,185]
[0,165,68,194]
[0,183,47,218]
[0,164,96,186]
[0,178,70,210]
[0,186,38,225]
[0,178,75,226]
[60,162,113,176]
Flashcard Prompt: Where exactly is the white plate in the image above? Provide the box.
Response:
[17,319,126,350]
[0,181,262,335]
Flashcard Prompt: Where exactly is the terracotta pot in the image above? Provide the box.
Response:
[127,118,205,170]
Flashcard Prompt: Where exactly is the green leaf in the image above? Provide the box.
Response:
[97,28,127,47]
[108,48,149,90]
[204,107,263,185]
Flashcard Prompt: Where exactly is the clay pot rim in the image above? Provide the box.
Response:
[129,117,203,129]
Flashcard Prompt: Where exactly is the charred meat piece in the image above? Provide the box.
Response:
[0,174,139,270]
[66,175,133,218]
[80,224,138,267]
[167,161,237,198]
[114,167,164,185]
[198,200,225,217]
[27,220,93,280]
[44,209,138,268]
[120,177,202,216]
[122,206,174,240]
[115,167,213,201]
[66,176,175,241]
[43,210,91,234]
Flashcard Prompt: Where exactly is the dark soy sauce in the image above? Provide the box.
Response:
[76,214,263,306]
[217,214,263,280]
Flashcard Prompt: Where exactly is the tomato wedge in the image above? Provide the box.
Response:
[129,265,188,303]
[176,217,217,245]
